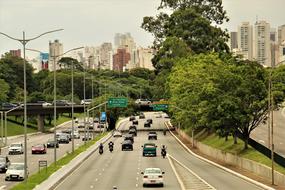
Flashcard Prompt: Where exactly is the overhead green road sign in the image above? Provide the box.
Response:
[151,104,168,111]
[108,98,128,108]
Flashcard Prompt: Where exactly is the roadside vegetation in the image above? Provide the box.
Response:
[11,133,107,190]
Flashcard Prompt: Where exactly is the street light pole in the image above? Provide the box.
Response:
[0,29,63,182]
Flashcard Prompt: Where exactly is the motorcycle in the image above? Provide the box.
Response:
[161,149,167,158]
[99,147,103,155]
[163,130,166,136]
[109,145,114,153]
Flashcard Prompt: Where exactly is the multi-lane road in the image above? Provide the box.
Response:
[0,120,96,190]
[54,112,264,190]
[251,107,285,157]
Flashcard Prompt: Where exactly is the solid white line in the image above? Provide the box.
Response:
[0,185,6,190]
[165,122,275,190]
[168,154,216,189]
[167,154,186,190]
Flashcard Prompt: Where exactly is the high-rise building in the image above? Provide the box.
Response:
[230,32,238,50]
[238,22,253,60]
[136,47,155,70]
[9,49,21,57]
[270,28,279,67]
[278,25,285,45]
[100,43,113,70]
[254,21,271,67]
[49,40,63,70]
[113,48,130,71]
[279,41,285,66]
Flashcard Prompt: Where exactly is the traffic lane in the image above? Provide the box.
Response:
[251,109,285,156]
[55,132,180,190]
[0,133,85,189]
[160,133,263,190]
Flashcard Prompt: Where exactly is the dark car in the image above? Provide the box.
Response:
[139,113,145,119]
[129,125,137,131]
[124,134,134,144]
[47,139,59,148]
[58,134,69,144]
[132,120,138,125]
[144,121,151,128]
[129,128,137,136]
[129,116,136,121]
[31,144,47,154]
[121,140,133,151]
[0,156,10,172]
[147,119,153,124]
[98,124,104,128]
[148,131,157,140]
[142,143,157,157]
[53,100,69,106]
[1,102,18,109]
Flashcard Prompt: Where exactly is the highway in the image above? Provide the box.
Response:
[55,112,264,190]
[0,119,98,190]
[251,107,285,157]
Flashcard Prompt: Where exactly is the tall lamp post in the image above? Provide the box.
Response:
[27,46,83,156]
[0,29,63,181]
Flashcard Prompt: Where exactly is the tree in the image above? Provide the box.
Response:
[0,79,9,102]
[58,57,83,71]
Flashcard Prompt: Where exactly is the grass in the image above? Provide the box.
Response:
[11,132,107,190]
[200,133,285,175]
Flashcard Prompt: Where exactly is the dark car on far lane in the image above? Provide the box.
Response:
[132,120,138,125]
[121,140,133,151]
[148,131,157,140]
[124,134,134,144]
[146,119,153,124]
[47,139,59,148]
[144,121,151,128]
[129,116,136,121]
[129,128,137,136]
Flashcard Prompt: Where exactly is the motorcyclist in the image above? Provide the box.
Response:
[99,143,104,154]
[161,145,167,158]
[163,128,167,135]
[108,141,114,152]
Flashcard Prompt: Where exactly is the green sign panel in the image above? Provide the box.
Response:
[108,98,128,108]
[151,104,168,111]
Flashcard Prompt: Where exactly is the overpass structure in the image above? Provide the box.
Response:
[0,105,85,132]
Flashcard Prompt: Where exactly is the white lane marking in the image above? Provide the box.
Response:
[282,107,285,117]
[167,154,186,190]
[136,177,139,180]
[99,173,102,175]
[258,140,265,144]
[90,185,94,188]
[136,184,138,187]
[102,168,105,171]
[166,121,275,190]
[0,185,7,190]
[95,178,98,181]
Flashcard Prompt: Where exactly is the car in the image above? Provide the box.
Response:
[93,117,99,123]
[129,125,137,131]
[121,140,133,151]
[129,116,136,121]
[144,121,151,128]
[82,134,92,141]
[129,128,137,136]
[52,100,70,106]
[31,144,47,154]
[71,131,80,139]
[0,156,10,172]
[58,134,69,144]
[81,99,92,105]
[62,129,72,134]
[47,139,59,148]
[37,101,52,107]
[132,120,138,125]
[146,118,153,124]
[124,134,134,144]
[113,131,122,137]
[141,168,164,187]
[148,132,157,140]
[135,99,151,105]
[5,163,25,181]
[1,102,18,109]
[8,143,24,155]
[142,143,157,157]
[98,124,104,129]
[78,122,85,129]
[139,113,145,119]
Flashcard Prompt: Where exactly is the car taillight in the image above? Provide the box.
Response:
[158,175,163,178]
[144,176,148,178]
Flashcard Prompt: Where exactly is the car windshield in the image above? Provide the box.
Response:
[9,164,24,170]
[144,144,155,148]
[145,168,161,174]
[10,144,21,147]
[33,144,44,148]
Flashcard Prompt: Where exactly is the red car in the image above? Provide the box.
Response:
[31,144,47,154]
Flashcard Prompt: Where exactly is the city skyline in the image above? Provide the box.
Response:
[0,0,285,58]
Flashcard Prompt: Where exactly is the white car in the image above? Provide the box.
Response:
[135,99,151,105]
[5,163,25,181]
[42,102,52,107]
[8,143,24,155]
[81,99,92,105]
[141,168,164,187]
[113,131,122,137]
[72,131,80,139]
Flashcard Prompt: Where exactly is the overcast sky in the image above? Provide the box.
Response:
[0,0,285,58]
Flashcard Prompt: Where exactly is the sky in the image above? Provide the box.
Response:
[0,0,285,58]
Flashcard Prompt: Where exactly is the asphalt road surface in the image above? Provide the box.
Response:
[0,119,98,190]
[251,107,285,157]
[55,112,264,190]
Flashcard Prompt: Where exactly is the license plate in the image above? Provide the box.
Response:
[150,180,156,183]
[11,175,18,178]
